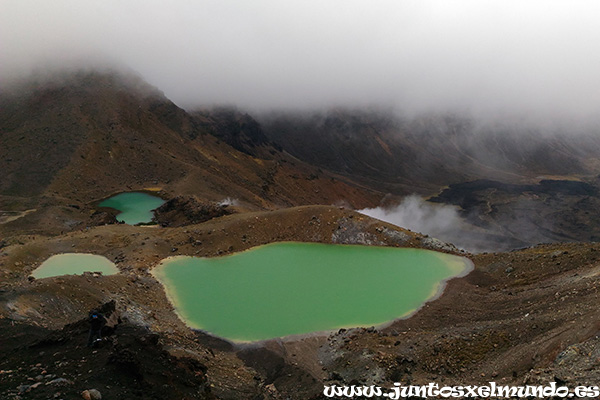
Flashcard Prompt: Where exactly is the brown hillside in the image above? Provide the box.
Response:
[0,71,381,238]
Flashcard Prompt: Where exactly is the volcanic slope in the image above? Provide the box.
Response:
[260,109,600,249]
[259,109,600,194]
[0,70,380,238]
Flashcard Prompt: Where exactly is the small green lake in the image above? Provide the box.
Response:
[152,242,472,342]
[99,192,165,225]
[32,253,118,279]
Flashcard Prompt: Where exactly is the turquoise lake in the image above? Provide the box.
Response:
[152,242,472,342]
[32,253,118,279]
[99,192,165,225]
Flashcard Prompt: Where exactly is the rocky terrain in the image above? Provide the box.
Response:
[259,109,600,194]
[3,208,600,399]
[1,206,458,399]
[429,178,600,249]
[2,70,600,399]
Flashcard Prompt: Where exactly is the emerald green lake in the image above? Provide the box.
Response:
[153,242,471,342]
[99,192,165,225]
[32,253,118,279]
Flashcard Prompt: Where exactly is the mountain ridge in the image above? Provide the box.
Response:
[0,71,381,204]
[258,109,600,193]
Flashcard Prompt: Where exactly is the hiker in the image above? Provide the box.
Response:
[87,310,107,347]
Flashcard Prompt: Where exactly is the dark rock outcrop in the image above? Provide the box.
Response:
[153,196,232,227]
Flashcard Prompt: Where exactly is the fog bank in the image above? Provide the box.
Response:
[2,1,600,119]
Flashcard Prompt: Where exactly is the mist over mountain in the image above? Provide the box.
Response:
[254,107,600,251]
[258,109,600,192]
[2,68,600,252]
[0,70,388,241]
[3,1,600,122]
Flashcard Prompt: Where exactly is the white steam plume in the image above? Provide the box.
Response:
[360,195,461,236]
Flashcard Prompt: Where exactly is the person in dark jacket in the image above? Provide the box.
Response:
[87,310,107,347]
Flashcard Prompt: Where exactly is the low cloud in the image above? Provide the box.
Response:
[2,1,600,120]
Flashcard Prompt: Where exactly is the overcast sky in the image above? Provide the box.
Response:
[2,0,600,117]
